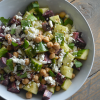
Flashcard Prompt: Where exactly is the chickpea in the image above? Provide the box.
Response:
[5,34,11,40]
[11,72,15,76]
[49,53,55,59]
[13,52,19,58]
[38,35,44,40]
[40,69,47,76]
[55,86,61,91]
[22,78,29,85]
[7,45,13,51]
[47,42,53,48]
[0,69,4,74]
[72,73,75,79]
[33,75,39,82]
[35,80,40,83]
[26,92,32,99]
[8,38,12,45]
[59,12,66,18]
[53,42,60,50]
[50,84,56,88]
[45,68,51,73]
[36,74,40,77]
[19,84,23,89]
[55,56,59,60]
[41,79,46,85]
[25,58,30,65]
[10,76,15,82]
[43,36,49,43]
[44,73,49,77]
[49,48,55,53]
[35,36,42,43]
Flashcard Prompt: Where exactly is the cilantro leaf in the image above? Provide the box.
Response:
[64,18,73,26]
[0,17,10,25]
[22,39,29,49]
[12,41,18,47]
[49,70,55,77]
[39,76,42,81]
[0,74,4,81]
[20,72,27,78]
[74,60,82,68]
[11,28,16,35]
[68,43,75,49]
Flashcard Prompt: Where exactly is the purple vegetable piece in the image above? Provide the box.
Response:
[7,82,20,93]
[15,74,22,81]
[6,53,12,59]
[42,22,51,32]
[0,33,5,38]
[0,75,9,86]
[13,45,20,51]
[10,16,21,25]
[38,84,47,92]
[73,65,81,71]
[72,32,79,40]
[75,38,86,49]
[55,48,62,55]
[43,10,54,21]
[42,90,52,100]
[0,57,7,68]
[55,73,66,85]
[16,38,22,45]
[0,26,4,33]
[44,53,52,64]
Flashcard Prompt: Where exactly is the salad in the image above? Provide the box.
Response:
[0,1,89,100]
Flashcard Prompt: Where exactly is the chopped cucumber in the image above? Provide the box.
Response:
[60,66,73,79]
[76,49,89,60]
[31,59,42,71]
[33,42,48,53]
[55,33,64,46]
[63,53,75,67]
[50,15,61,24]
[23,11,37,21]
[54,24,69,34]
[23,81,38,94]
[61,79,72,90]
[25,46,35,58]
[66,24,72,33]
[39,8,49,14]
[0,47,8,58]
[65,33,69,41]
[47,85,55,94]
[44,31,54,40]
[61,42,69,52]
[21,20,31,29]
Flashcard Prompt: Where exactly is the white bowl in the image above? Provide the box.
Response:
[0,0,95,100]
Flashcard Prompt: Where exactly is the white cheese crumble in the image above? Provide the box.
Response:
[61,75,65,79]
[71,26,77,32]
[70,62,74,68]
[58,38,62,44]
[17,49,22,54]
[44,76,55,85]
[27,73,31,78]
[13,66,17,74]
[16,25,22,37]
[11,37,16,42]
[68,37,74,44]
[29,41,35,49]
[49,20,53,28]
[52,64,59,73]
[17,11,22,16]
[4,27,11,33]
[3,41,8,46]
[37,83,40,87]
[58,49,66,68]
[2,26,5,29]
[32,21,42,29]
[15,15,23,20]
[11,56,25,65]
[11,23,16,29]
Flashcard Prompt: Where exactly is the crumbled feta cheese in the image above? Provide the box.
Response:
[17,11,22,16]
[32,21,42,29]
[29,41,35,49]
[3,41,8,46]
[27,73,31,78]
[52,64,59,73]
[26,31,36,40]
[68,37,74,44]
[13,66,17,74]
[4,27,10,33]
[21,34,26,38]
[58,38,62,44]
[2,26,5,29]
[16,80,20,86]
[16,25,22,37]
[44,76,55,85]
[17,49,22,54]
[15,15,23,20]
[11,56,25,65]
[48,31,52,34]
[37,83,40,87]
[11,23,16,29]
[70,62,74,68]
[58,49,66,68]
[61,75,65,79]
[11,37,16,42]
[49,20,53,28]
[71,26,77,32]
[27,85,30,88]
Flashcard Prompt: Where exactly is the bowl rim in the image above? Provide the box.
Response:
[0,0,95,100]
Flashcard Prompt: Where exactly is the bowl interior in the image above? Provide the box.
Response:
[0,0,95,100]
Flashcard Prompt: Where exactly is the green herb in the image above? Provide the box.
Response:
[60,18,64,25]
[34,8,45,21]
[11,28,16,35]
[39,76,42,81]
[6,59,13,71]
[22,39,29,49]
[63,52,68,59]
[72,52,77,56]
[68,43,75,49]
[0,74,4,81]
[0,17,10,25]
[49,70,55,77]
[0,42,2,49]
[21,20,31,29]
[12,41,18,47]
[74,60,82,68]
[64,18,73,26]
[55,33,64,46]
[20,72,27,78]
